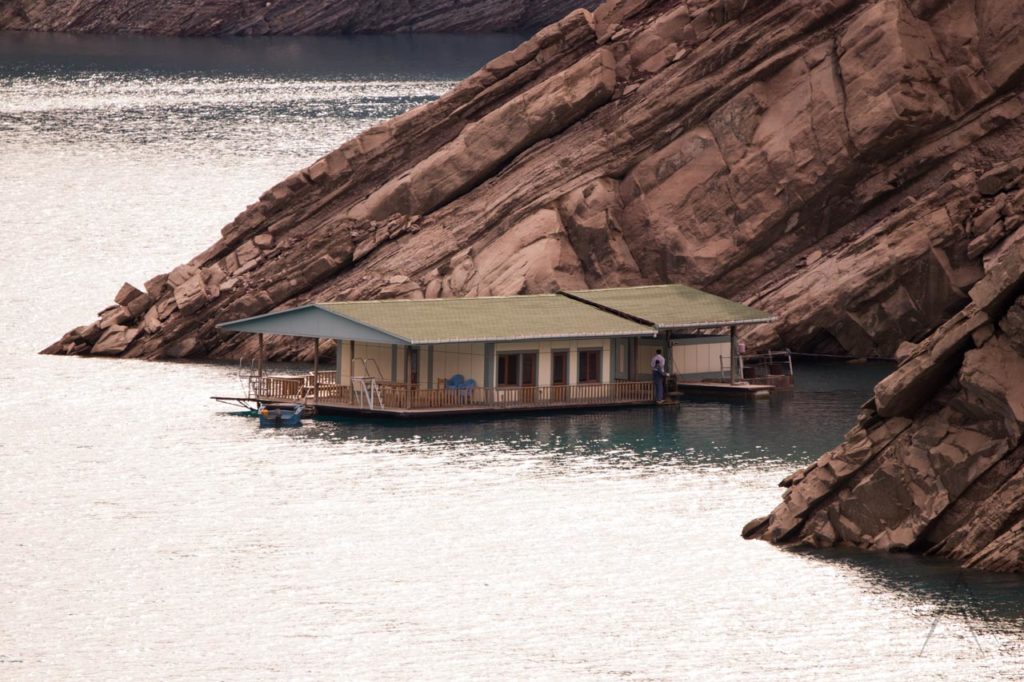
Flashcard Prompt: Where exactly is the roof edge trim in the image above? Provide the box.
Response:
[310,304,413,344]
[215,304,321,329]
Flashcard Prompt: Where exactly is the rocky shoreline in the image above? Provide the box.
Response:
[0,0,598,36]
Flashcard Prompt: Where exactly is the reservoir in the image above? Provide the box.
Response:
[2,31,1023,679]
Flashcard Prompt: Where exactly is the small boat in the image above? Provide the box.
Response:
[258,402,305,428]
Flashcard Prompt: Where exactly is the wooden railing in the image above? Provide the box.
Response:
[718,349,795,384]
[253,375,654,411]
[251,373,349,402]
[251,375,306,400]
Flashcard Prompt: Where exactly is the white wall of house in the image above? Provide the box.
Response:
[336,337,621,388]
[637,337,664,378]
[671,335,731,380]
[431,342,486,388]
[348,341,396,382]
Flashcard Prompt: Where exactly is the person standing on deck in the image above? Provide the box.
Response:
[651,349,667,403]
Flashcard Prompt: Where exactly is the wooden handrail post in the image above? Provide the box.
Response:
[313,338,320,403]
[404,347,411,409]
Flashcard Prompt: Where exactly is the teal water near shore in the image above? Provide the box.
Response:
[2,32,1024,680]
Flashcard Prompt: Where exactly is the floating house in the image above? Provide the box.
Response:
[216,284,775,417]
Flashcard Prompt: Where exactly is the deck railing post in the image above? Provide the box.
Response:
[312,338,320,404]
[403,348,412,409]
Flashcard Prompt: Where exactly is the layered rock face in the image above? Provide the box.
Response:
[48,0,1024,368]
[744,239,1024,572]
[0,0,598,35]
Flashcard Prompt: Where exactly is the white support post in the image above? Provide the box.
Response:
[257,333,265,378]
[313,338,320,403]
[335,340,343,385]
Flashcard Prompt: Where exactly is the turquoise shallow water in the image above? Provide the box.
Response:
[2,32,1024,680]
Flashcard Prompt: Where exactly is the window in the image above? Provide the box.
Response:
[552,351,568,385]
[521,353,537,387]
[578,349,601,383]
[497,353,518,386]
[497,352,538,386]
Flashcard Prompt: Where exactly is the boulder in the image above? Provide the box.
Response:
[977,162,1022,196]
[112,282,153,319]
[113,282,145,307]
[143,273,169,299]
[91,326,140,355]
[167,264,199,288]
[172,274,209,315]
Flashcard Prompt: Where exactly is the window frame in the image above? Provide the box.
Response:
[551,349,569,386]
[496,351,538,387]
[577,347,602,384]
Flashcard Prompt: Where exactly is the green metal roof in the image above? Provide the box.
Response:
[218,284,772,343]
[316,295,655,344]
[564,284,773,330]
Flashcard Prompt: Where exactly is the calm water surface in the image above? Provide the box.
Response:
[2,32,1024,680]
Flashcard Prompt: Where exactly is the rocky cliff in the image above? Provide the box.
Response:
[744,238,1024,572]
[47,0,1024,365]
[0,0,598,35]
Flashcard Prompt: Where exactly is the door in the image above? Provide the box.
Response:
[551,350,568,402]
[521,352,537,402]
[496,352,537,403]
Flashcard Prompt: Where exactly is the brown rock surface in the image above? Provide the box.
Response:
[0,0,599,35]
[745,241,1024,572]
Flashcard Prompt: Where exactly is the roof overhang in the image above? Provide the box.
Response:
[217,304,659,345]
[216,286,774,345]
[216,305,409,345]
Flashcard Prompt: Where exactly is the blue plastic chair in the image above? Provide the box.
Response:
[460,378,477,403]
[445,374,465,390]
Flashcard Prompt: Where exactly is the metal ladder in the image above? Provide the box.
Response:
[352,357,385,409]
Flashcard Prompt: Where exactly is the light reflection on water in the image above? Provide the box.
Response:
[2,31,1024,680]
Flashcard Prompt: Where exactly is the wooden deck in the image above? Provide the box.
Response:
[244,374,658,418]
[308,397,664,419]
[674,381,775,398]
